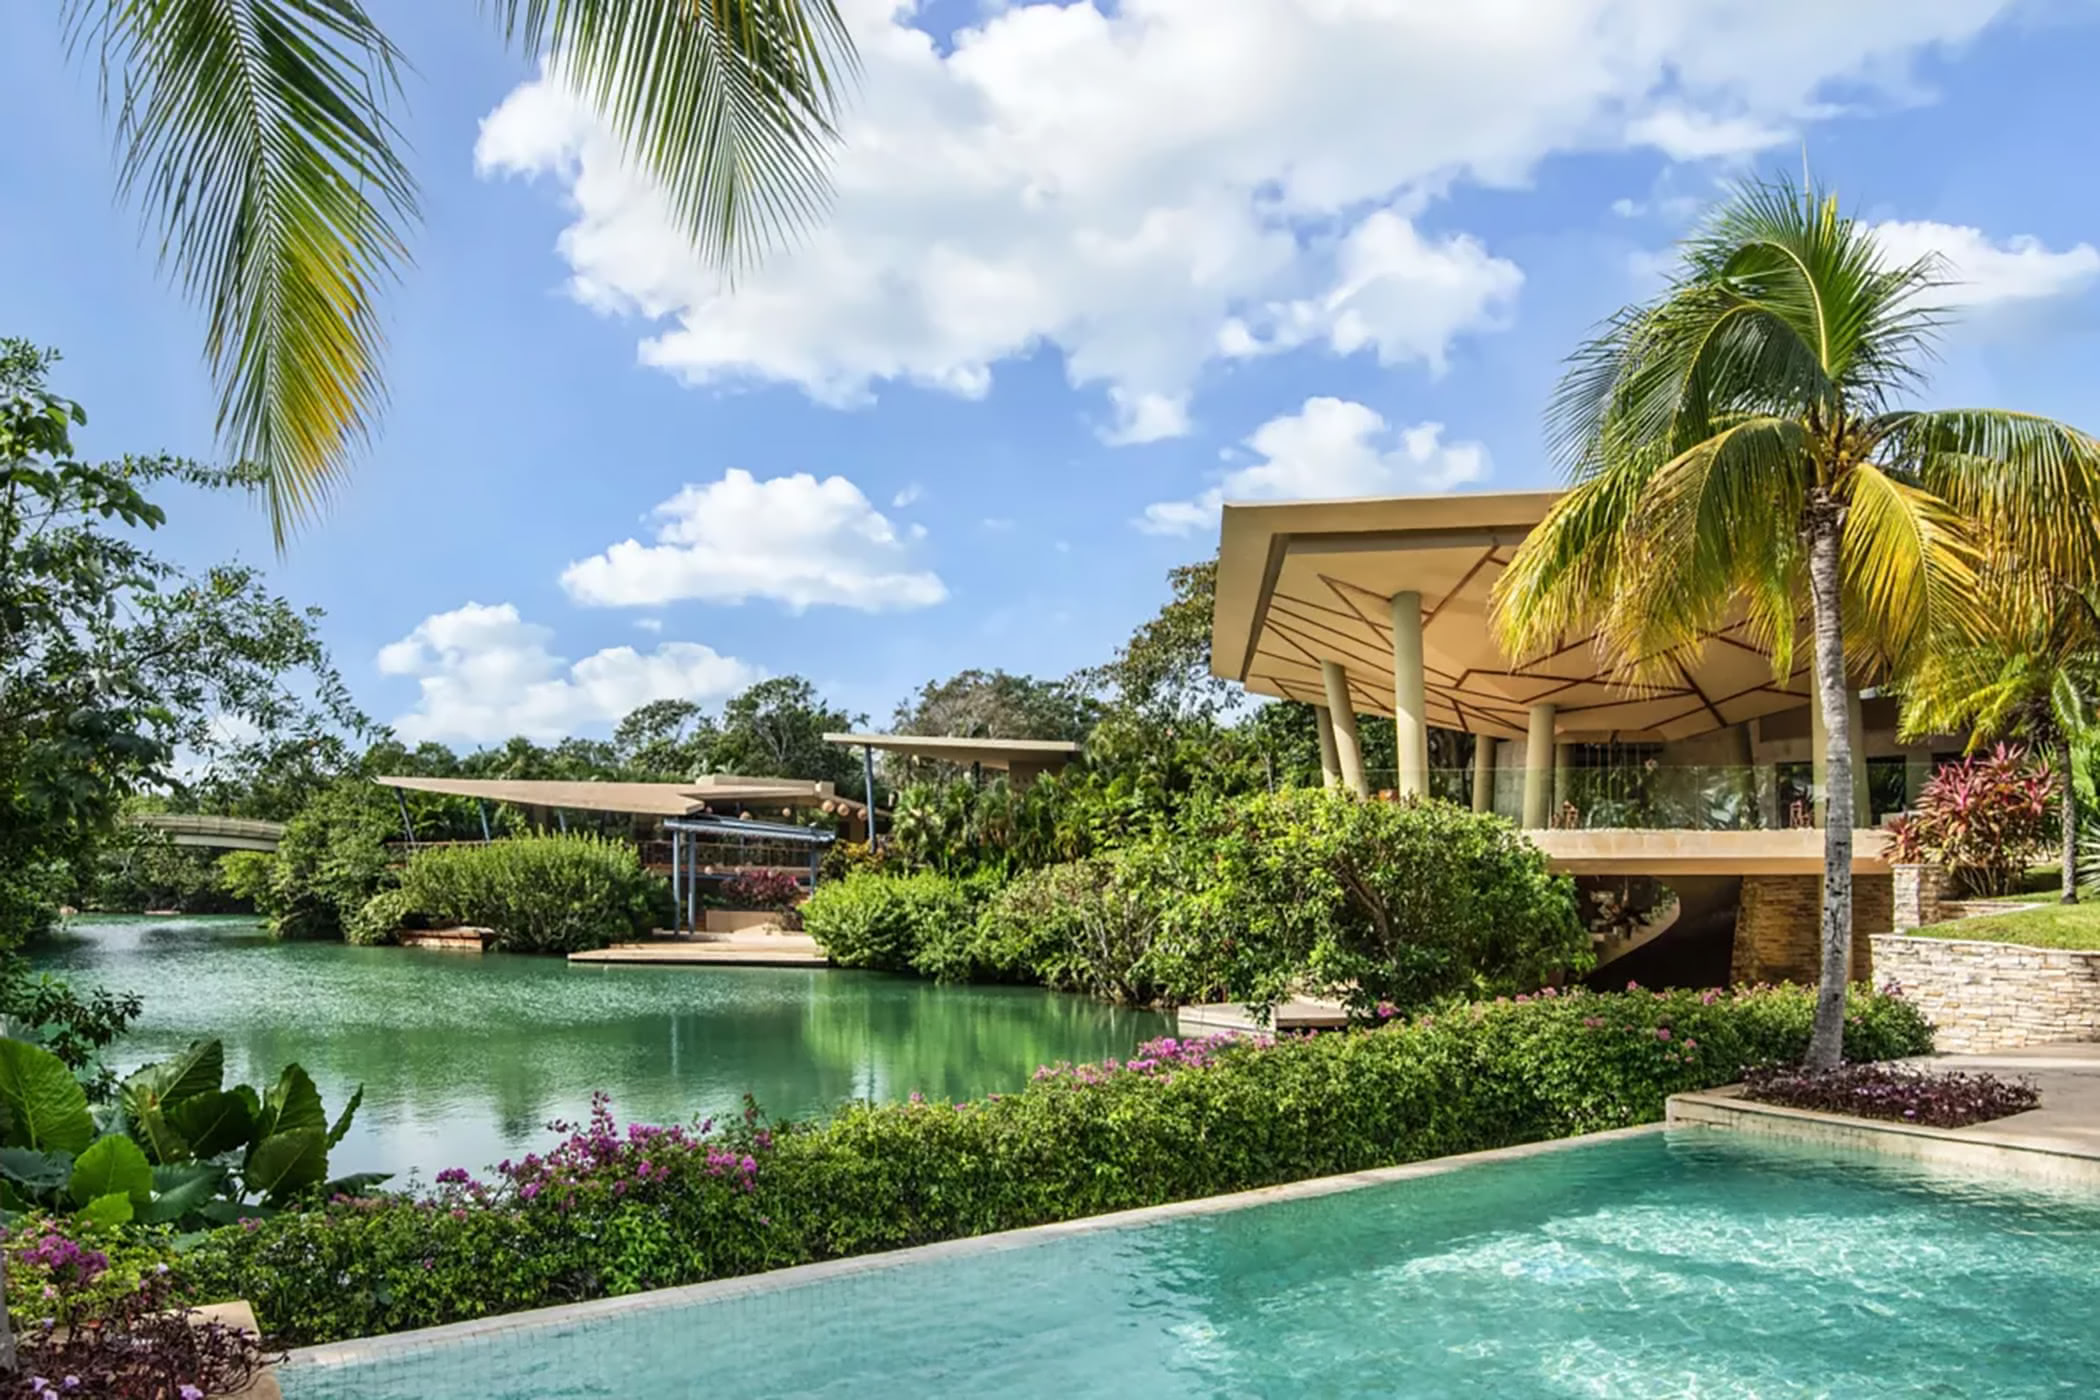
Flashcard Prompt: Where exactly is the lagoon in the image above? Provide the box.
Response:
[34,916,1167,1184]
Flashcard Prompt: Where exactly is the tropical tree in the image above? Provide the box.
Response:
[1899,574,2100,902]
[53,0,854,540]
[1490,177,2100,1068]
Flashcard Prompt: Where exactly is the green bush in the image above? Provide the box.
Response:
[969,844,1211,1002]
[800,871,979,972]
[249,781,399,940]
[381,836,667,954]
[182,983,1933,1346]
[1200,790,1588,1018]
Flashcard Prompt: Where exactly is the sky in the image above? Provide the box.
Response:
[5,0,2100,749]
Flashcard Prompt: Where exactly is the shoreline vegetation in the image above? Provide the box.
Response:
[142,981,1931,1347]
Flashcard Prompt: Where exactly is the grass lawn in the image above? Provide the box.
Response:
[1916,899,2100,950]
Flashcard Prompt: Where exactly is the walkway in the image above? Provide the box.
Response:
[1902,1043,2100,1159]
[570,931,829,969]
[127,812,285,852]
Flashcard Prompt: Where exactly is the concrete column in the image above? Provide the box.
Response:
[1320,662,1368,798]
[1847,688,1871,826]
[1470,734,1494,813]
[1314,704,1342,790]
[1809,686,1870,829]
[1903,749,1933,810]
[1755,765,1781,829]
[1389,590,1428,798]
[1522,703,1556,828]
[1553,741,1573,816]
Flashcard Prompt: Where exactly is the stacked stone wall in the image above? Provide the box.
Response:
[1871,935,2100,1052]
[1729,872,1886,986]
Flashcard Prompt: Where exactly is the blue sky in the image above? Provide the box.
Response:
[5,0,2100,747]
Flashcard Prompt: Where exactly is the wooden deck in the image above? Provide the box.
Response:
[569,934,829,969]
[1176,997,1351,1035]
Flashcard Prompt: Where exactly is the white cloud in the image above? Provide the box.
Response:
[1137,397,1489,535]
[632,617,663,633]
[890,482,923,508]
[561,468,947,611]
[475,0,2012,441]
[1869,220,2100,308]
[379,603,761,744]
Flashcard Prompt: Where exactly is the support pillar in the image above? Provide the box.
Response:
[1522,703,1556,829]
[1553,742,1573,816]
[1314,704,1342,790]
[1470,735,1494,813]
[1847,688,1871,825]
[1320,661,1368,797]
[1389,590,1428,798]
[862,743,880,850]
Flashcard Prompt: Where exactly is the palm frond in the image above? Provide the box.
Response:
[1839,461,1981,674]
[1874,408,2100,586]
[484,0,855,274]
[68,0,417,542]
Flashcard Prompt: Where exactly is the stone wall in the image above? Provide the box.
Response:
[1729,872,1888,986]
[1871,934,2100,1053]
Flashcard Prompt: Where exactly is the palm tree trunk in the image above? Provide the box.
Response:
[2062,738,2080,905]
[1804,502,1854,1070]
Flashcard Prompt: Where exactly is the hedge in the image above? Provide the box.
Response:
[351,835,670,954]
[184,982,1933,1345]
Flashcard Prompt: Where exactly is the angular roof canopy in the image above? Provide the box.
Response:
[822,733,1081,770]
[1210,491,1813,742]
[373,775,840,818]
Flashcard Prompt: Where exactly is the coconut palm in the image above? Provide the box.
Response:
[1490,176,2100,1068]
[1899,572,2100,902]
[55,0,854,541]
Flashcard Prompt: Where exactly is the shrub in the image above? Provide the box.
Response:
[385,836,668,954]
[1739,1062,2039,1127]
[249,780,399,940]
[969,845,1209,1002]
[184,983,1932,1346]
[1888,744,2056,896]
[1202,790,1589,1018]
[720,870,806,930]
[345,887,419,947]
[800,871,978,972]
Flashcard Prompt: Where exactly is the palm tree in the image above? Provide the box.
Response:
[56,0,854,541]
[1899,572,2100,902]
[1490,176,2100,1068]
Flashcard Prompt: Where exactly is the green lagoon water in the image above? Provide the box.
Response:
[35,916,1166,1183]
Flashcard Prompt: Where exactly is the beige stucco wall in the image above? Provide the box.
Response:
[1871,934,2100,1053]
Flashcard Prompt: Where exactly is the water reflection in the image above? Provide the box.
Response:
[36,918,1166,1181]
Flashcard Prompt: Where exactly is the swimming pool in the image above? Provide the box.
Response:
[281,1128,2100,1398]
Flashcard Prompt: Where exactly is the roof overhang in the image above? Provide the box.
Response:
[374,775,841,818]
[822,733,1082,771]
[1211,491,1812,742]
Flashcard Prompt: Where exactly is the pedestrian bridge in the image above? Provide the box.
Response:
[127,812,285,853]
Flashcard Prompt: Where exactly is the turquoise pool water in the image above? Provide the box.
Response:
[282,1130,2100,1398]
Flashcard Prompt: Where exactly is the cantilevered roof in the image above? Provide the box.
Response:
[822,733,1081,770]
[373,775,839,818]
[1211,491,1812,743]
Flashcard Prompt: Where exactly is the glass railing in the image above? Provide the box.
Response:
[1355,761,1916,831]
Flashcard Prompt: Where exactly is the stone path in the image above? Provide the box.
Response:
[1905,1042,2100,1159]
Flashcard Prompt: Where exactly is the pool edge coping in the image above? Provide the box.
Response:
[1666,1088,2100,1186]
[284,1121,1665,1370]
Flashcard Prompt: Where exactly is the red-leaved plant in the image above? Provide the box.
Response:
[720,870,806,928]
[1888,744,2056,896]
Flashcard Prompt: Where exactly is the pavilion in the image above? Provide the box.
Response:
[822,732,1082,792]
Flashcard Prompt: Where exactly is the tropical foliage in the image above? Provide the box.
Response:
[1491,176,2100,1067]
[0,1034,366,1230]
[1885,745,2058,897]
[1900,575,2100,900]
[53,0,855,538]
[810,790,1588,1018]
[0,341,363,950]
[355,836,669,953]
[181,984,1933,1346]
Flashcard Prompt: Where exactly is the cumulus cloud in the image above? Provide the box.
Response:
[1869,220,2100,308]
[379,603,761,744]
[1137,397,1489,535]
[475,0,2011,441]
[560,469,947,611]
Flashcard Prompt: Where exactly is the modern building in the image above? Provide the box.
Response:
[1209,490,1963,988]
[822,732,1083,792]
